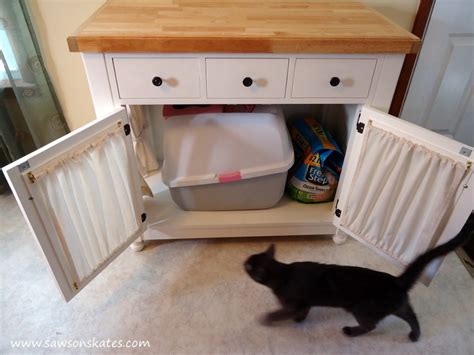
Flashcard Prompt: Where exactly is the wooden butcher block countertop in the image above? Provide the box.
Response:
[68,0,420,54]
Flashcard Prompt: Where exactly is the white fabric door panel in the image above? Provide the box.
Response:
[340,123,467,266]
[333,106,473,285]
[31,126,143,282]
[3,108,146,301]
[128,105,159,176]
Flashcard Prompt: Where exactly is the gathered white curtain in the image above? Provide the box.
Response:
[34,127,143,282]
[128,106,159,175]
[129,105,159,197]
[341,124,467,266]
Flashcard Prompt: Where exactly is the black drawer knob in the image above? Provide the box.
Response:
[330,77,341,87]
[242,77,253,87]
[152,76,163,87]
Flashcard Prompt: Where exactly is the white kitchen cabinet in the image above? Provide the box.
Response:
[3,52,473,301]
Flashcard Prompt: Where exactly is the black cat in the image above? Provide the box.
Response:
[244,213,474,342]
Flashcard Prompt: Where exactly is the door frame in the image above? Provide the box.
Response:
[389,0,436,117]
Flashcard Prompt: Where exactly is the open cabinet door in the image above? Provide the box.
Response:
[2,108,146,301]
[334,106,473,283]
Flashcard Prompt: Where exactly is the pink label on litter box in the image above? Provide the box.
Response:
[218,171,242,183]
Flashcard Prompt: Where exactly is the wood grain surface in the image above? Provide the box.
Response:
[68,0,420,54]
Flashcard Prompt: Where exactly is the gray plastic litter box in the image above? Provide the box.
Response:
[162,106,294,211]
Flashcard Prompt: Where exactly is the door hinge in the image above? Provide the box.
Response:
[27,172,36,183]
[356,113,365,134]
[123,123,131,136]
[334,199,342,217]
[141,213,147,222]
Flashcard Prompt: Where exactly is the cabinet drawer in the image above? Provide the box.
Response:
[292,59,377,98]
[206,59,288,99]
[113,58,201,99]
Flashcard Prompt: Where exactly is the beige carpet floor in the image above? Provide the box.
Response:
[1,192,473,354]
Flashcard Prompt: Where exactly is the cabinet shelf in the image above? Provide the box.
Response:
[144,171,336,240]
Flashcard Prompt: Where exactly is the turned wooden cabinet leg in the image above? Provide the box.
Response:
[130,235,145,252]
[332,229,347,245]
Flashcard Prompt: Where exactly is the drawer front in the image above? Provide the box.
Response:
[206,59,288,99]
[113,58,201,99]
[292,59,377,98]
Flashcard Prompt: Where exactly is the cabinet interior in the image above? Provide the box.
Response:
[140,104,359,240]
[146,104,357,166]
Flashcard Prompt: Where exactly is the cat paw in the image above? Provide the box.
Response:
[342,326,354,336]
[409,331,420,342]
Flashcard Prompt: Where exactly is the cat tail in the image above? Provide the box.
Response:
[397,212,474,291]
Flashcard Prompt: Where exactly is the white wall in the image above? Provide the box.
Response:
[27,0,419,130]
[364,0,419,31]
[26,0,106,130]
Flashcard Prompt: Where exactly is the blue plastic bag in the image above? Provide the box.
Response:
[287,117,344,203]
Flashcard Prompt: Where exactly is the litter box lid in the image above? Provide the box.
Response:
[162,106,294,188]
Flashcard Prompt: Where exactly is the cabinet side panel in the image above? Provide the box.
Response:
[81,53,117,119]
[370,54,405,112]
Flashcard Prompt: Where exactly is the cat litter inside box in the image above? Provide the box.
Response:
[162,105,294,211]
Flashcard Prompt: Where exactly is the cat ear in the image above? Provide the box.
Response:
[266,244,275,258]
